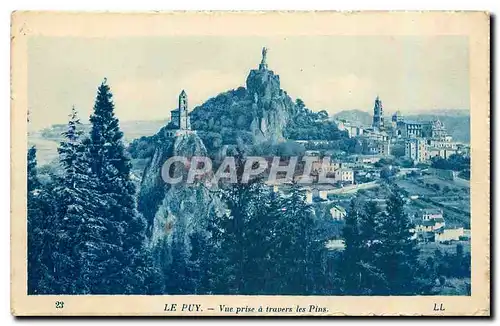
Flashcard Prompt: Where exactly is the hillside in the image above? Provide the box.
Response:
[333,109,373,126]
[189,65,346,146]
[29,120,168,165]
[137,132,220,239]
[405,114,470,143]
[190,66,294,143]
[411,109,470,117]
[190,66,301,144]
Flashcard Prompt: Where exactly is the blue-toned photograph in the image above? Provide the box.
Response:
[27,35,471,296]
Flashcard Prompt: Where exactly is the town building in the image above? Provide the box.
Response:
[311,160,343,174]
[336,120,365,137]
[405,137,427,163]
[378,140,391,156]
[426,137,456,149]
[351,155,384,165]
[423,119,448,139]
[412,208,470,243]
[330,205,347,220]
[334,168,354,184]
[391,110,404,128]
[363,128,389,142]
[396,120,424,138]
[363,139,391,156]
[336,96,461,164]
[429,167,460,181]
[413,208,446,242]
[422,208,444,221]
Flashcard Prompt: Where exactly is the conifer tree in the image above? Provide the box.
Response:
[79,79,150,294]
[276,184,319,294]
[376,193,421,295]
[216,150,263,294]
[243,189,283,294]
[52,107,87,293]
[186,231,207,294]
[27,146,40,192]
[339,199,365,294]
[218,180,262,294]
[165,229,191,294]
[27,145,43,293]
[202,206,227,294]
[357,201,386,294]
[27,146,57,293]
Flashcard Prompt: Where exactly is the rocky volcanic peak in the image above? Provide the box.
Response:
[246,68,294,143]
[246,68,281,102]
[138,132,221,251]
[190,50,297,144]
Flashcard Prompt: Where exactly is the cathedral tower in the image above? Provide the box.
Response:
[372,95,384,129]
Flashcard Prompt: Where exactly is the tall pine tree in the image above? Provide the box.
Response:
[79,79,150,294]
[27,146,58,294]
[357,201,386,294]
[376,192,421,295]
[275,184,323,295]
[338,199,366,294]
[52,107,105,293]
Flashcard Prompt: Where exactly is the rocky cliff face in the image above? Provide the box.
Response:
[137,132,222,250]
[190,66,297,144]
[245,68,295,143]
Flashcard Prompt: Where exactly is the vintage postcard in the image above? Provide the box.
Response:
[11,11,490,316]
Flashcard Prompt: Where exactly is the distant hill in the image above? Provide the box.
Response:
[405,114,470,143]
[332,109,373,126]
[36,120,168,143]
[410,109,470,117]
[29,120,168,165]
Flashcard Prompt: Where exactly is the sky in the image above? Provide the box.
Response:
[28,35,469,131]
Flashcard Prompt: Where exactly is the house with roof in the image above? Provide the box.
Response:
[412,208,446,242]
[329,205,347,221]
[333,168,354,184]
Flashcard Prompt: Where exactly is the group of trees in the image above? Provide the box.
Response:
[339,195,433,295]
[431,154,470,172]
[249,140,306,157]
[156,153,331,295]
[28,81,161,294]
[431,154,470,180]
[28,82,468,296]
[190,87,253,133]
[151,181,453,295]
[284,99,348,141]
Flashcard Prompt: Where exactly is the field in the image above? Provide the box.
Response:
[418,241,471,259]
[395,175,470,228]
